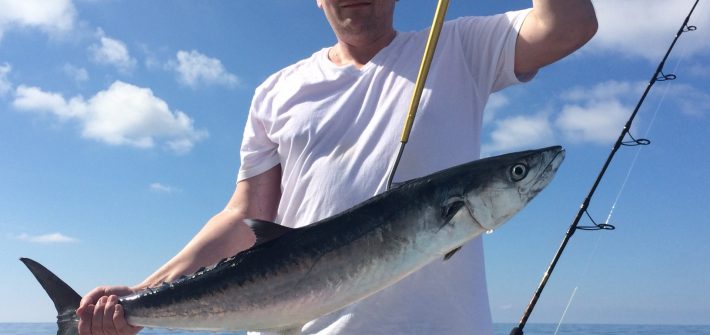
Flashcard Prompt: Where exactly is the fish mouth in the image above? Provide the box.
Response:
[530,146,565,192]
[545,147,565,174]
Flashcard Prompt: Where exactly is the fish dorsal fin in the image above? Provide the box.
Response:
[390,181,405,189]
[244,219,293,247]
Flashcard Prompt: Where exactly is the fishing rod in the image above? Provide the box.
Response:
[510,1,700,334]
[386,0,450,190]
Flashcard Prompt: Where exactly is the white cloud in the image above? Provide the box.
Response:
[561,80,643,102]
[483,92,510,124]
[687,62,710,78]
[0,62,11,97]
[13,81,208,153]
[143,48,163,71]
[554,79,707,145]
[13,85,86,119]
[589,0,710,61]
[483,78,707,152]
[63,64,89,83]
[482,114,555,155]
[0,0,76,41]
[663,83,710,118]
[12,232,78,244]
[89,29,136,72]
[556,100,630,144]
[555,80,640,144]
[149,182,177,193]
[497,304,514,311]
[172,50,239,88]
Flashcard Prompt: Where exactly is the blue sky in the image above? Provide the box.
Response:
[1,0,709,326]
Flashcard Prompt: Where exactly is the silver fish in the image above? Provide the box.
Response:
[22,146,564,335]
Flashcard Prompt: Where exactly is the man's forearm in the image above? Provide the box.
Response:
[134,210,256,289]
[134,165,281,289]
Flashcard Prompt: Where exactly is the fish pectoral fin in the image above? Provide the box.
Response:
[244,219,293,247]
[441,196,466,222]
[443,246,463,261]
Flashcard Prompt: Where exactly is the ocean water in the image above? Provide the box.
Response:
[1,323,709,335]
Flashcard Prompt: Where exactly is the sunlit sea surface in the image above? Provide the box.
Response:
[2,323,709,335]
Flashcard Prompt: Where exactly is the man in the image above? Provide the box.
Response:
[77,1,597,334]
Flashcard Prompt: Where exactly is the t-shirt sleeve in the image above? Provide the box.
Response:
[237,95,280,182]
[452,8,534,93]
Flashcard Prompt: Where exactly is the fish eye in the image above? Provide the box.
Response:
[510,163,528,182]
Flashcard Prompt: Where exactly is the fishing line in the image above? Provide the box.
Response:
[548,32,690,334]
[553,286,578,335]
[553,39,691,329]
[553,78,680,328]
[509,1,700,334]
[601,41,689,228]
[553,64,684,329]
[552,225,605,332]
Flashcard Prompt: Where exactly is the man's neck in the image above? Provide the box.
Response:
[328,29,396,69]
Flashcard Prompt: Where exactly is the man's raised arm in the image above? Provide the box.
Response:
[515,0,598,77]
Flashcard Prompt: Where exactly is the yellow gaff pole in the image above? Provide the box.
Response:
[386,0,450,190]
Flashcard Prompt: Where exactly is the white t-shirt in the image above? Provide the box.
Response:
[239,9,531,335]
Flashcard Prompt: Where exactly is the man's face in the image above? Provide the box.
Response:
[317,0,396,41]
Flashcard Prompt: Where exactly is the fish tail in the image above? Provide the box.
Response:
[20,258,80,335]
